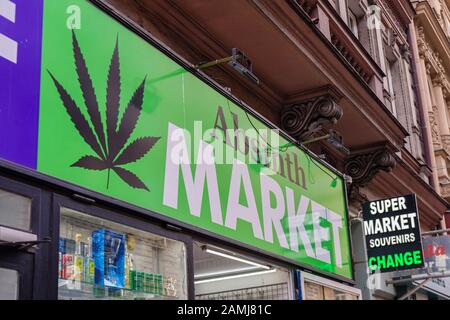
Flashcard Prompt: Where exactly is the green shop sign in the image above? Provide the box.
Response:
[37,0,352,279]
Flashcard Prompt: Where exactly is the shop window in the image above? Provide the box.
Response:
[304,280,324,300]
[0,188,31,231]
[0,268,19,300]
[323,286,358,300]
[58,208,187,300]
[348,10,359,38]
[194,242,293,300]
[303,277,360,300]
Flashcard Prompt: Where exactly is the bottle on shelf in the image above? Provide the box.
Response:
[84,236,94,284]
[125,234,136,290]
[60,237,75,280]
[74,233,84,282]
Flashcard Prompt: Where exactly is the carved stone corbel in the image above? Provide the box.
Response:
[400,43,411,60]
[417,27,427,60]
[344,146,396,204]
[280,95,343,141]
[432,74,445,88]
[348,185,369,206]
[441,134,450,154]
[388,29,398,49]
[444,87,450,105]
[429,105,442,147]
[426,62,432,75]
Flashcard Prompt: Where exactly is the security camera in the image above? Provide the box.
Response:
[228,48,260,85]
[327,130,350,155]
[195,48,260,85]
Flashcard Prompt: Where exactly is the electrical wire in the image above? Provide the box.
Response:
[225,98,274,151]
[225,98,338,184]
[307,152,338,182]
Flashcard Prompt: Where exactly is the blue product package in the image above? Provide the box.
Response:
[92,229,126,288]
[59,238,66,254]
[59,238,76,254]
[65,239,76,254]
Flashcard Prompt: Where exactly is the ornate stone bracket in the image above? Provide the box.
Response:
[441,134,450,155]
[417,26,450,92]
[429,105,442,147]
[344,146,396,205]
[280,94,343,141]
[400,43,411,60]
[348,185,369,207]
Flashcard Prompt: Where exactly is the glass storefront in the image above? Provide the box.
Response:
[304,280,358,300]
[300,272,361,300]
[194,241,293,300]
[58,208,187,300]
[0,0,356,301]
[0,181,358,300]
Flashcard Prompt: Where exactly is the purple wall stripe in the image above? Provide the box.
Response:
[0,0,44,169]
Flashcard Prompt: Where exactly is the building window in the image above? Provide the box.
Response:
[58,208,187,300]
[383,55,397,115]
[193,241,293,300]
[348,9,359,38]
[0,189,31,231]
[381,26,399,116]
[329,0,349,22]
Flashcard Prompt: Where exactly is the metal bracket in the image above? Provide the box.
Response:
[165,223,182,232]
[386,271,450,286]
[0,237,51,251]
[195,48,260,85]
[397,278,432,300]
[72,193,96,205]
[421,228,450,236]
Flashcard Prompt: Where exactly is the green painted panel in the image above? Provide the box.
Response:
[38,0,352,279]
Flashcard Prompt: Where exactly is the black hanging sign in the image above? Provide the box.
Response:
[362,194,424,273]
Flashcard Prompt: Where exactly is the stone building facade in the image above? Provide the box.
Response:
[99,0,449,299]
[410,1,450,228]
[1,0,449,300]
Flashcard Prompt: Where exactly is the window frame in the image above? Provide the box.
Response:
[192,236,296,300]
[0,174,47,299]
[348,9,359,39]
[300,271,362,300]
[0,175,41,234]
[49,193,195,300]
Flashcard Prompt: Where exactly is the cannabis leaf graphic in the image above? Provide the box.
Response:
[48,31,160,191]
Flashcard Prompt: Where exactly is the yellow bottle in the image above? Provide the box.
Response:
[125,235,136,289]
[74,233,83,282]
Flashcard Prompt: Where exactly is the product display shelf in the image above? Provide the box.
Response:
[58,208,186,300]
[61,211,169,250]
[58,278,174,300]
